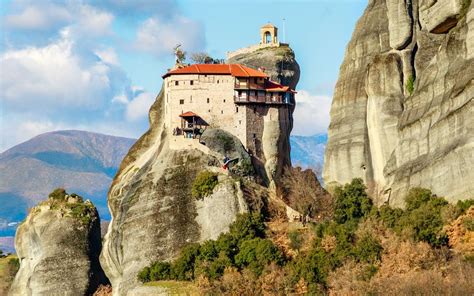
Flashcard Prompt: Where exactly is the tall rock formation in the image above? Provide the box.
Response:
[324,0,473,206]
[9,189,107,295]
[100,46,299,295]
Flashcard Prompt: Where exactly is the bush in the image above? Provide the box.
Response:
[172,243,201,280]
[150,261,172,281]
[48,188,67,200]
[288,230,303,251]
[235,238,284,275]
[192,171,218,199]
[352,234,382,264]
[228,212,266,243]
[456,199,474,214]
[334,179,373,224]
[137,266,151,282]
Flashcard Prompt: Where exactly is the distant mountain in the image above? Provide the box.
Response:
[290,133,327,174]
[0,130,136,237]
[0,130,326,252]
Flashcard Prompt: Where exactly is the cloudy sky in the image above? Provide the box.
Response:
[0,0,366,151]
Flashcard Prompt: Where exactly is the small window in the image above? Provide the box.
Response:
[207,98,210,103]
[239,120,241,125]
[217,80,219,84]
[238,90,242,96]
[253,107,257,113]
[223,99,226,103]
[204,75,207,77]
[175,81,179,86]
[208,109,211,112]
[179,99,184,105]
[253,133,256,139]
[190,80,194,85]
[190,95,192,103]
[236,107,239,113]
[221,110,223,114]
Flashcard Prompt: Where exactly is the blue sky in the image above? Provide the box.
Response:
[0,0,366,151]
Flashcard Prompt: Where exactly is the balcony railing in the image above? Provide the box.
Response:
[234,95,286,104]
[234,82,265,90]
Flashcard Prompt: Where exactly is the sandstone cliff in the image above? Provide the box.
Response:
[100,46,299,295]
[324,0,473,206]
[9,189,107,295]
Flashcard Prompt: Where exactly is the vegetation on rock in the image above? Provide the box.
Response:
[138,178,474,295]
[191,171,219,199]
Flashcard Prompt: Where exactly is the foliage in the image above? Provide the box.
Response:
[456,199,474,214]
[235,238,284,275]
[406,75,415,95]
[333,178,373,224]
[352,234,382,264]
[288,230,303,251]
[138,213,274,283]
[379,188,449,247]
[48,188,67,200]
[191,171,218,199]
[463,217,474,231]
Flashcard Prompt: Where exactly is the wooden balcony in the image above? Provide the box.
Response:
[234,95,287,104]
[234,82,265,90]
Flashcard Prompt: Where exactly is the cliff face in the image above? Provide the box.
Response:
[229,46,300,186]
[324,0,474,206]
[100,46,299,295]
[9,190,107,295]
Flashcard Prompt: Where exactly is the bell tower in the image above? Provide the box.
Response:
[260,23,278,45]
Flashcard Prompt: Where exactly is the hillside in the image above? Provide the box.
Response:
[0,130,135,237]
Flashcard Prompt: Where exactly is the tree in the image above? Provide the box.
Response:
[333,179,372,224]
[191,52,214,64]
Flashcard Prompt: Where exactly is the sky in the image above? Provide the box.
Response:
[0,0,367,152]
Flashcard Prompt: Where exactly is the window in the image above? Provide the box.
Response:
[179,99,184,105]
[208,109,211,112]
[238,90,242,96]
[221,110,223,114]
[239,120,241,125]
[175,81,179,86]
[190,95,192,103]
[207,98,210,103]
[236,107,239,113]
[253,133,256,139]
[190,80,194,85]
[223,99,226,103]
[217,80,219,84]
[253,107,257,113]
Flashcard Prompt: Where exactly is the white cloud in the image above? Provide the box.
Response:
[95,47,120,66]
[293,90,332,136]
[75,5,114,37]
[4,3,72,31]
[135,16,205,57]
[126,92,155,121]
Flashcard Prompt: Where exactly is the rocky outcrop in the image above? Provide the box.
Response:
[324,0,473,206]
[101,46,300,295]
[229,46,300,187]
[9,190,107,295]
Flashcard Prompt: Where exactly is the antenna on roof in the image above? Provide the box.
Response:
[283,18,286,43]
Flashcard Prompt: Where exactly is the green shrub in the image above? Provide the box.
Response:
[379,205,404,228]
[406,75,415,95]
[235,238,284,275]
[172,243,201,280]
[288,230,303,251]
[49,188,67,200]
[456,199,474,214]
[463,217,474,231]
[334,179,373,224]
[191,171,218,199]
[149,261,172,281]
[405,188,435,211]
[138,266,151,282]
[228,212,266,242]
[353,234,382,264]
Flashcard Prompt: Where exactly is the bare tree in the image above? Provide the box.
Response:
[190,52,214,64]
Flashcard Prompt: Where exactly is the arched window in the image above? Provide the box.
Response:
[264,31,272,44]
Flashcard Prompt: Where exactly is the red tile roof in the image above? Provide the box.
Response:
[179,111,199,117]
[163,64,268,78]
[264,80,296,93]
